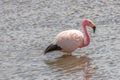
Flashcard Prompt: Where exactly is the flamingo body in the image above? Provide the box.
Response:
[53,30,84,53]
[44,19,96,55]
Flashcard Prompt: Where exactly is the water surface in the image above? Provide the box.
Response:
[0,0,120,80]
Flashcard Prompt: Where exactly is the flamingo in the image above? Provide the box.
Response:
[44,19,96,55]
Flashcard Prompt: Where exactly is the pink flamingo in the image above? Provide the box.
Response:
[44,19,96,55]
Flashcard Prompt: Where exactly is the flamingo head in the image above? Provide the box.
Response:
[82,19,96,33]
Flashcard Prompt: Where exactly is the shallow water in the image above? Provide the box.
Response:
[45,55,93,80]
[0,0,120,80]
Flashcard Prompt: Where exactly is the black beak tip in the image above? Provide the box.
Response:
[93,26,96,33]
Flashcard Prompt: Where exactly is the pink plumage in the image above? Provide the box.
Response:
[53,30,84,53]
[44,19,96,55]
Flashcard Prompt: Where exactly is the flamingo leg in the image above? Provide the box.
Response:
[64,52,72,56]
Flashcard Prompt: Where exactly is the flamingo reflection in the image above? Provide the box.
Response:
[45,55,96,80]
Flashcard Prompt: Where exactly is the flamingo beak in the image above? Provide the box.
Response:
[92,26,96,33]
[88,20,96,33]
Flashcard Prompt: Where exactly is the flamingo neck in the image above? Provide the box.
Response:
[82,25,90,47]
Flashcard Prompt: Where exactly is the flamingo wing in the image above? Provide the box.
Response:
[53,30,84,53]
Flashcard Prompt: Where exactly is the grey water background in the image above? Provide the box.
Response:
[0,0,120,80]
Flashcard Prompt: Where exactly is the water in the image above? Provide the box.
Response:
[44,55,93,80]
[0,0,120,80]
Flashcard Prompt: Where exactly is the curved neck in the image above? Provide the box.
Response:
[82,25,90,47]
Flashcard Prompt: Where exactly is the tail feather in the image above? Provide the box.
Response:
[44,44,62,54]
